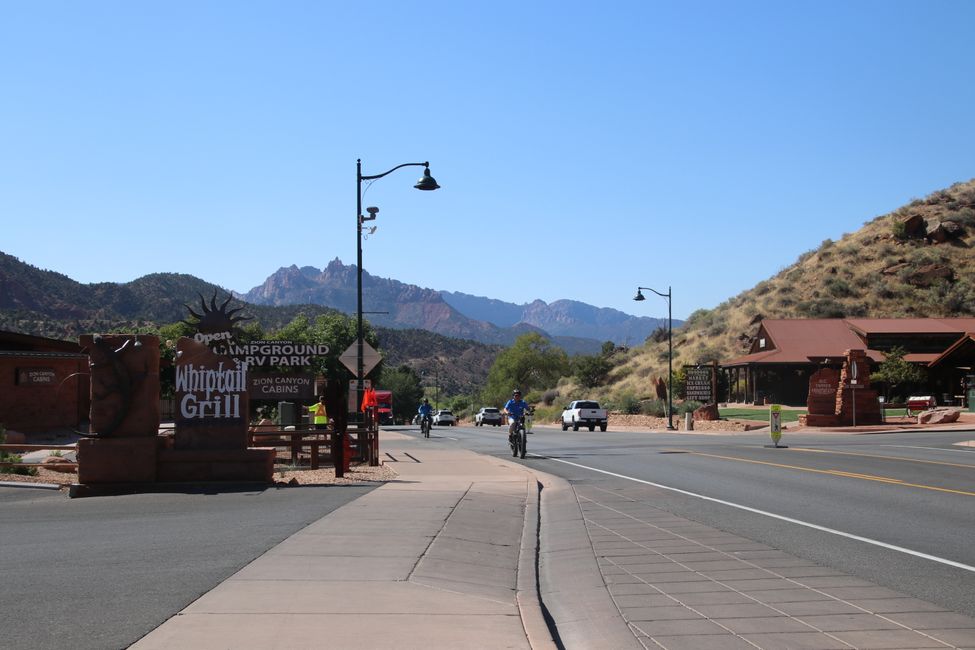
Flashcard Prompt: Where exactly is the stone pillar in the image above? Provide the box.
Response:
[836,349,882,425]
[76,334,162,484]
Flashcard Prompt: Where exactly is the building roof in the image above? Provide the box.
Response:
[724,318,975,367]
[928,333,975,369]
[845,318,975,336]
[0,330,81,353]
[724,319,875,366]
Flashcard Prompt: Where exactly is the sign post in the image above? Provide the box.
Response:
[850,360,858,428]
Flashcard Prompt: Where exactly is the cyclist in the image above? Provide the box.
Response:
[503,389,530,445]
[417,398,434,429]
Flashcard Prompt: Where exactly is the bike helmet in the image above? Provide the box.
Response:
[423,398,429,404]
[512,389,522,396]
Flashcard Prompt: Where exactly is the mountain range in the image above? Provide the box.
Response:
[240,258,671,353]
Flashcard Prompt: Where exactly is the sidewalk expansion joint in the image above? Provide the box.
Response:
[406,483,472,581]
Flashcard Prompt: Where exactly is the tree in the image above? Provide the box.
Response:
[484,333,569,405]
[377,364,424,423]
[870,346,926,401]
[573,354,612,388]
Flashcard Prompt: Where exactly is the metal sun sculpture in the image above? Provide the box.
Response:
[182,292,253,334]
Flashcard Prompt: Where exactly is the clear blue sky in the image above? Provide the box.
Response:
[2,1,973,321]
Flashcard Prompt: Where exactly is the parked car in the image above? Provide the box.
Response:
[475,407,502,426]
[561,400,608,431]
[432,409,456,426]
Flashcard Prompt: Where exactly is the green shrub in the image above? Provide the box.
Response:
[676,400,703,415]
[639,398,667,417]
[0,423,38,477]
[610,391,641,414]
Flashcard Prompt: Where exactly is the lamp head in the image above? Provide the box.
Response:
[633,289,646,301]
[414,166,440,191]
[366,206,379,217]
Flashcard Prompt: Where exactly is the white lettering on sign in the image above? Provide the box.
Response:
[175,361,247,419]
[179,393,241,418]
[206,338,330,367]
[194,331,234,346]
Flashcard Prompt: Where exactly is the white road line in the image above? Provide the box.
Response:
[547,457,975,574]
[880,444,975,455]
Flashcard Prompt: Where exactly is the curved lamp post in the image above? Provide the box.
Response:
[634,286,675,430]
[356,159,439,418]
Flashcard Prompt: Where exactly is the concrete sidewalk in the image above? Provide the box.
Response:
[132,434,559,650]
[132,430,975,649]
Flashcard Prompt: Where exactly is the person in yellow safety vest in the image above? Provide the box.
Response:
[308,395,329,430]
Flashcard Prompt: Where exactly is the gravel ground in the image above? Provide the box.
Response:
[0,462,398,490]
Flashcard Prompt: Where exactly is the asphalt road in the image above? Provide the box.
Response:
[0,482,378,650]
[406,422,975,619]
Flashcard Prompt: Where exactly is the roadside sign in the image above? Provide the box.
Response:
[768,404,785,448]
[339,341,382,377]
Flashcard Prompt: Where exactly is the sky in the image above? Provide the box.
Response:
[2,1,974,321]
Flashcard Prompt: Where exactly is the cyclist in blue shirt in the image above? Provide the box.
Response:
[417,399,434,428]
[503,389,530,442]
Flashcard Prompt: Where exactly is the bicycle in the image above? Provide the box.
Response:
[509,416,527,459]
[420,415,431,438]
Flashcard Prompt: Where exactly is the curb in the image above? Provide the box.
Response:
[536,473,643,649]
[517,476,559,650]
[0,480,61,490]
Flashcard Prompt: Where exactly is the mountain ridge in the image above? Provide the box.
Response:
[243,258,671,350]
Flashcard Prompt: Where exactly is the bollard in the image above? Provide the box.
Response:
[333,428,345,478]
[684,412,694,431]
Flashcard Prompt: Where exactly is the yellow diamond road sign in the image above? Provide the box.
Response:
[340,341,382,378]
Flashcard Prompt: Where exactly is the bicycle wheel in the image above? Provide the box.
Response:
[518,427,526,459]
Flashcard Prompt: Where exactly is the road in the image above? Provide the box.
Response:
[0,483,378,650]
[406,421,975,619]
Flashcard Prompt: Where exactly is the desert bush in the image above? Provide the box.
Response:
[648,326,669,344]
[684,308,714,328]
[676,400,703,415]
[891,220,909,241]
[952,208,975,227]
[825,278,853,298]
[639,398,667,417]
[796,298,846,318]
[694,345,723,364]
[705,321,726,337]
[606,391,641,414]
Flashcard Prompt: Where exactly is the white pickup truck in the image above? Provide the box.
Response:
[561,400,608,431]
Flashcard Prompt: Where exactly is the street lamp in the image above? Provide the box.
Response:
[356,159,439,419]
[634,286,675,430]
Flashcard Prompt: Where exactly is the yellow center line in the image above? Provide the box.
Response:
[681,450,975,497]
[790,446,975,470]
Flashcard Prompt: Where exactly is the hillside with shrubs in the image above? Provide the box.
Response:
[553,178,975,415]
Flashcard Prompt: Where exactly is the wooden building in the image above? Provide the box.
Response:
[723,318,975,406]
[0,330,89,432]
